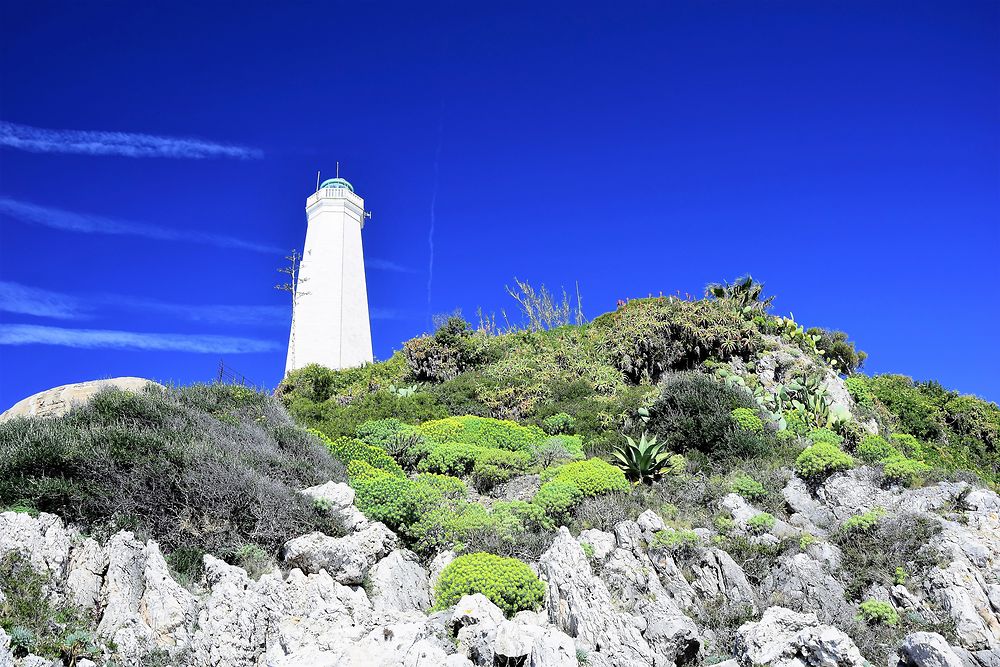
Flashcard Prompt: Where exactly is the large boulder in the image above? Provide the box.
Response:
[369,549,431,616]
[0,377,161,421]
[734,606,867,667]
[0,511,72,590]
[895,632,966,667]
[282,522,397,584]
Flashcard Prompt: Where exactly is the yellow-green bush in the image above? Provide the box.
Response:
[540,458,629,496]
[857,599,899,626]
[312,430,404,477]
[415,441,530,488]
[882,456,931,487]
[731,474,766,500]
[432,553,545,617]
[532,481,584,526]
[731,407,764,432]
[855,435,899,463]
[794,442,854,481]
[418,415,546,454]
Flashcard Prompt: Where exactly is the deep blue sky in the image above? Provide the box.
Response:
[1,0,998,410]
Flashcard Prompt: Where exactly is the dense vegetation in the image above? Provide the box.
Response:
[0,384,345,580]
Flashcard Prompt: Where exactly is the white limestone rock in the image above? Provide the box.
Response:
[301,481,369,531]
[636,509,666,534]
[896,632,966,667]
[0,628,13,667]
[429,550,456,592]
[369,549,431,616]
[65,537,108,610]
[734,606,867,667]
[689,548,758,614]
[578,529,616,562]
[97,533,197,663]
[0,511,72,589]
[539,527,664,667]
[282,521,396,585]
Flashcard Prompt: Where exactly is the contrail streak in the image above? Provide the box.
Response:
[428,109,444,321]
[0,120,262,159]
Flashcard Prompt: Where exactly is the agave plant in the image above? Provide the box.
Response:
[611,432,681,485]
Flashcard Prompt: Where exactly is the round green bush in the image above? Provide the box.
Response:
[747,512,776,534]
[731,474,766,500]
[882,456,932,487]
[532,481,584,525]
[432,553,546,617]
[731,407,764,433]
[795,442,854,481]
[540,458,629,496]
[855,435,899,463]
[857,599,899,626]
[844,375,874,410]
[889,433,923,458]
[807,428,843,445]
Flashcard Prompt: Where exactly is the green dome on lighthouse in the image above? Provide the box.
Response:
[319,177,354,193]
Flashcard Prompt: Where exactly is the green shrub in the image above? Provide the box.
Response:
[856,599,899,626]
[882,456,932,487]
[855,435,899,463]
[747,512,775,534]
[648,372,775,461]
[730,407,764,432]
[404,316,486,383]
[347,461,426,529]
[415,441,530,489]
[806,328,867,375]
[868,375,944,442]
[592,297,763,384]
[541,458,629,496]
[418,416,546,454]
[889,433,923,458]
[807,428,843,445]
[731,474,766,501]
[842,507,886,533]
[542,412,577,435]
[795,442,854,481]
[355,418,411,448]
[845,375,874,410]
[580,542,595,559]
[432,553,546,617]
[277,356,409,403]
[652,529,700,558]
[714,515,736,533]
[784,409,808,435]
[894,566,908,585]
[314,431,405,476]
[0,553,97,659]
[532,481,584,526]
[799,533,816,550]
[0,385,344,581]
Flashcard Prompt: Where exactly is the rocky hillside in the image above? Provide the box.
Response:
[1,279,998,667]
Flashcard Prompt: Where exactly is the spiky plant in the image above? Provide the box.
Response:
[704,275,775,315]
[611,432,678,485]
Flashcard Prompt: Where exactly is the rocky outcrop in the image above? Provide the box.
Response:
[733,606,866,667]
[3,470,999,667]
[539,527,669,667]
[282,521,396,584]
[0,377,161,421]
[301,481,369,531]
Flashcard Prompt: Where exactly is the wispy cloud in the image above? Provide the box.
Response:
[0,120,262,160]
[367,258,415,273]
[0,324,279,353]
[0,281,287,326]
[0,281,90,320]
[370,307,407,321]
[0,197,282,254]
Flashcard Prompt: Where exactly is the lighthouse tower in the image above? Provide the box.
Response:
[285,177,373,374]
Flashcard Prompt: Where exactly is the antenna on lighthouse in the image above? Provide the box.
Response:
[315,171,321,191]
[336,161,340,178]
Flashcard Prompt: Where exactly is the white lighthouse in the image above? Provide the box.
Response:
[285,176,373,374]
